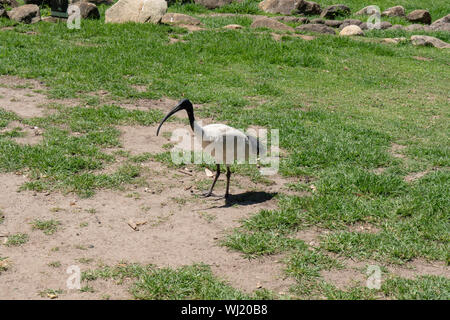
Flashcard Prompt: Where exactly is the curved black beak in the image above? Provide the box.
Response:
[156,102,184,136]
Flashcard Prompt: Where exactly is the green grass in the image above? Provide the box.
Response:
[0,1,449,299]
[82,263,273,299]
[381,275,450,300]
[30,219,61,235]
[5,233,29,246]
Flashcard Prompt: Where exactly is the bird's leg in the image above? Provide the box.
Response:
[225,166,231,198]
[203,164,221,197]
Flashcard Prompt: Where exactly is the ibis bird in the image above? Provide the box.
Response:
[156,99,265,198]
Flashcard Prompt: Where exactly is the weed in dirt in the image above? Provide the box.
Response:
[31,219,61,235]
[48,261,61,268]
[5,233,29,247]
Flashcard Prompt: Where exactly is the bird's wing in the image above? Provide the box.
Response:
[202,124,248,142]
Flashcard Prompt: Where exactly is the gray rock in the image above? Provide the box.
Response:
[105,0,167,24]
[430,14,450,31]
[73,2,100,19]
[405,24,424,32]
[355,5,378,16]
[407,10,432,25]
[411,35,450,49]
[320,4,350,19]
[310,18,324,24]
[258,0,298,15]
[340,25,364,36]
[324,20,343,28]
[296,23,336,35]
[250,16,295,31]
[195,0,232,9]
[161,13,201,25]
[380,21,392,29]
[7,4,40,24]
[297,0,321,15]
[275,16,309,24]
[382,37,406,44]
[0,0,19,8]
[339,19,362,29]
[381,6,405,17]
[390,24,404,30]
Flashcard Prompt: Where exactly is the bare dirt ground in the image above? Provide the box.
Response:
[0,76,448,299]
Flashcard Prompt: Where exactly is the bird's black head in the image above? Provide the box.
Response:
[156,99,195,136]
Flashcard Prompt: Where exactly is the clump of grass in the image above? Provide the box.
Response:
[31,219,61,235]
[82,262,273,300]
[5,233,29,247]
[48,261,62,268]
[381,275,450,300]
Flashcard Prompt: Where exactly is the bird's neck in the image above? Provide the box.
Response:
[186,108,195,131]
[192,120,204,138]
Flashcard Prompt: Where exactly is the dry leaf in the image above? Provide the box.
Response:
[47,293,58,299]
[127,220,138,231]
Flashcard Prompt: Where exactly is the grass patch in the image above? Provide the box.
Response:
[82,262,273,299]
[31,219,61,235]
[5,233,29,246]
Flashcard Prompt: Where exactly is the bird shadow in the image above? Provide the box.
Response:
[219,191,278,208]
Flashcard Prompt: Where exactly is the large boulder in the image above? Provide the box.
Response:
[297,0,321,15]
[407,10,432,24]
[411,35,450,49]
[340,25,364,36]
[250,16,295,32]
[320,4,350,19]
[161,13,201,25]
[1,0,19,8]
[105,0,167,24]
[194,0,232,9]
[7,4,40,24]
[73,2,100,19]
[296,23,336,35]
[381,6,405,17]
[430,14,450,32]
[258,0,299,15]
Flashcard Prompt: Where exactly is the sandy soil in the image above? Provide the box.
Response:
[0,76,448,300]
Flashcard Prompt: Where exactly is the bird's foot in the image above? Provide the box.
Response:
[202,191,219,198]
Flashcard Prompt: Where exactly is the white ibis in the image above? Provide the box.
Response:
[156,99,265,198]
